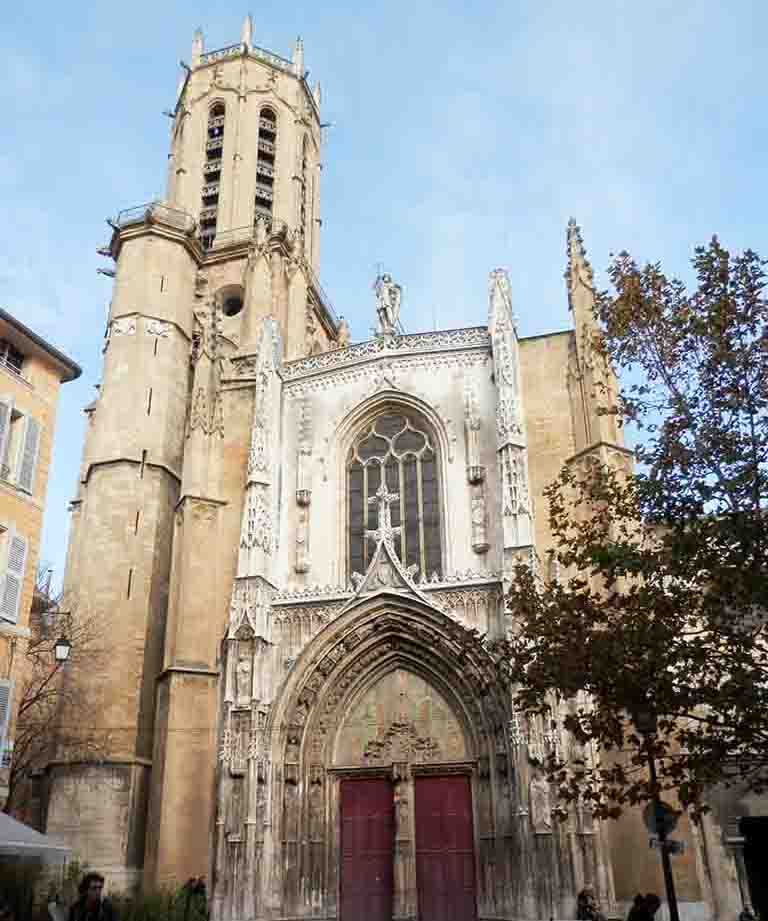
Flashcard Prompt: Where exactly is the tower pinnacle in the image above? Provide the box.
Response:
[241,14,253,49]
[293,36,305,76]
[191,28,204,66]
[566,217,595,311]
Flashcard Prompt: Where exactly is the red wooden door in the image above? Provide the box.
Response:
[340,778,394,921]
[415,775,477,921]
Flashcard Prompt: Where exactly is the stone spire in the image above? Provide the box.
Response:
[564,218,623,452]
[566,217,595,313]
[313,80,322,107]
[292,36,305,77]
[191,28,204,66]
[240,14,253,49]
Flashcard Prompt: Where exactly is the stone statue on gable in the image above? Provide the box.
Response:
[374,272,402,336]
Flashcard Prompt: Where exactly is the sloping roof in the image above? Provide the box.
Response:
[0,812,70,861]
[0,309,81,382]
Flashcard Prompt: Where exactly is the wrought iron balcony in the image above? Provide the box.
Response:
[201,183,220,198]
[259,117,277,133]
[204,159,222,175]
[254,184,274,202]
[257,139,275,155]
[256,163,275,179]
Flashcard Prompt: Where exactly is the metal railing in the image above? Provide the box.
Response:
[259,117,277,133]
[112,201,196,233]
[204,159,222,174]
[254,184,274,202]
[257,139,275,155]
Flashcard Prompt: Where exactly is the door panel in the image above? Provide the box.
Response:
[340,778,394,921]
[415,775,477,921]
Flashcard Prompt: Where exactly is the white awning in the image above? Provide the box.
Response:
[0,812,70,861]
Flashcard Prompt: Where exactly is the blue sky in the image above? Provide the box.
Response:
[1,1,766,587]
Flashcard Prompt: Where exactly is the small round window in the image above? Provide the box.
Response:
[217,285,245,318]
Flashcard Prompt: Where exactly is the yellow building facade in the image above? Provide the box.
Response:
[0,309,80,801]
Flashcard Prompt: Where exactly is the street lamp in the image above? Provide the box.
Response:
[54,635,72,664]
[630,704,680,921]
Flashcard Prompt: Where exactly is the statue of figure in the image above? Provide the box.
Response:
[529,773,552,834]
[374,273,402,335]
[337,317,351,348]
[236,653,252,706]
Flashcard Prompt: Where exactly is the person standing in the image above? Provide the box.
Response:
[68,873,118,921]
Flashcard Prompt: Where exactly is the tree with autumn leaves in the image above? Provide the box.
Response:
[504,237,768,820]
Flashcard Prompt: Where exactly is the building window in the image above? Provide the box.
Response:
[0,527,28,623]
[254,106,277,224]
[0,401,41,494]
[347,412,442,580]
[200,102,225,251]
[0,340,24,376]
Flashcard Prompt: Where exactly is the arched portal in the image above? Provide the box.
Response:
[213,592,603,921]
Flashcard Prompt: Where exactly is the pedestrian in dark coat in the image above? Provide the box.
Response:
[68,873,118,921]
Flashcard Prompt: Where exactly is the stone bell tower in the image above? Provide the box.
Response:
[49,18,340,892]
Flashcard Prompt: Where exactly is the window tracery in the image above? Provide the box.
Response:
[347,412,442,580]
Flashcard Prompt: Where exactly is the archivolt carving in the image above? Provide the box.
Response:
[272,599,511,775]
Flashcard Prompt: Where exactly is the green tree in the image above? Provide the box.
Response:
[505,237,768,819]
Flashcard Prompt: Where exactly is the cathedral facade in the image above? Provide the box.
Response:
[47,17,757,921]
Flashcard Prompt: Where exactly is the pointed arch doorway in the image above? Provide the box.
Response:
[335,668,478,921]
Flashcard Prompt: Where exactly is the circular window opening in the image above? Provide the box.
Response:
[223,295,243,317]
[217,284,246,318]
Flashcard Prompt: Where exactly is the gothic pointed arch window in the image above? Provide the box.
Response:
[347,411,442,581]
[254,105,276,223]
[200,101,225,251]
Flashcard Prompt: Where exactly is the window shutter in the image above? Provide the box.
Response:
[0,679,13,761]
[0,400,11,471]
[0,533,28,623]
[17,416,41,493]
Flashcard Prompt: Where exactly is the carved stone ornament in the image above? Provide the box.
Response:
[362,720,441,765]
[346,484,432,606]
[238,319,281,575]
[111,316,137,336]
[488,270,524,448]
[279,326,490,383]
[228,578,272,639]
[145,318,170,337]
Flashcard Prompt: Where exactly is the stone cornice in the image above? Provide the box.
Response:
[110,209,203,264]
[565,440,635,465]
[278,327,490,386]
[82,457,182,486]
